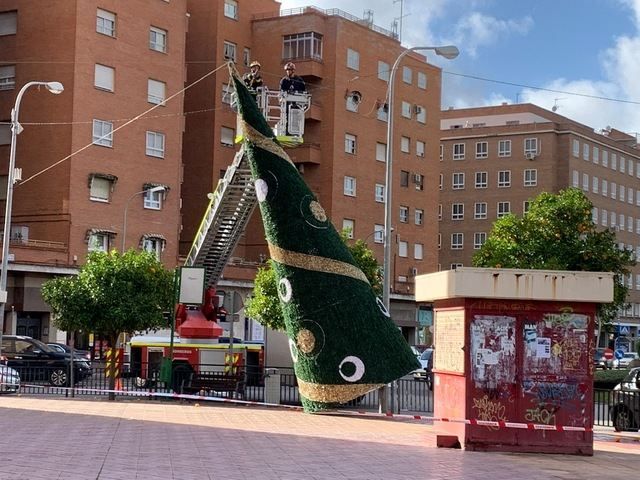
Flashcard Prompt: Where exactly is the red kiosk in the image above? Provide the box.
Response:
[415,268,614,455]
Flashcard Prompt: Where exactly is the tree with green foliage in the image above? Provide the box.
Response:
[246,230,382,332]
[472,188,635,324]
[42,250,174,397]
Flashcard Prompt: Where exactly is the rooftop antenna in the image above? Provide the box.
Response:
[362,9,373,26]
[393,0,406,43]
[552,98,566,112]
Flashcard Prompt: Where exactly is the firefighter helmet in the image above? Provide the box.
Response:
[250,60,261,68]
[284,62,296,71]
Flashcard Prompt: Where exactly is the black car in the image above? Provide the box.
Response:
[1,335,92,387]
[47,343,92,364]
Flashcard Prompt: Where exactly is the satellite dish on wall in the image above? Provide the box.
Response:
[346,90,362,105]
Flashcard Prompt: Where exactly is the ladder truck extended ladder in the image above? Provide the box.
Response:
[184,148,257,287]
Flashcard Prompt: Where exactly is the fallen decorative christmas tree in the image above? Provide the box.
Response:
[229,64,419,412]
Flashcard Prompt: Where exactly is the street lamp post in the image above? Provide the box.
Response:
[382,45,458,412]
[0,81,64,358]
[121,185,166,252]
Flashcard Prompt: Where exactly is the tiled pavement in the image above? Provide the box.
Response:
[0,396,638,480]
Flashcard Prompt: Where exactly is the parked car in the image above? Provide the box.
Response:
[47,343,92,364]
[0,335,92,387]
[594,348,614,369]
[613,352,640,369]
[610,367,640,432]
[412,348,434,390]
[0,357,20,394]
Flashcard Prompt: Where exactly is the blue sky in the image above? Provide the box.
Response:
[279,0,640,136]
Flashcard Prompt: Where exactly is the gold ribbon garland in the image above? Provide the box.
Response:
[297,378,383,403]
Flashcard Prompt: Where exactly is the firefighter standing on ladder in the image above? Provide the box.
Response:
[279,62,306,135]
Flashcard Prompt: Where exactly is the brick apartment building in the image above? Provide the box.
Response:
[1,2,444,345]
[0,0,187,340]
[440,103,640,350]
[181,2,444,342]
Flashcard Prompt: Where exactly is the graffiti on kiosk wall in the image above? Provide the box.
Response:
[472,395,507,430]
[470,315,516,389]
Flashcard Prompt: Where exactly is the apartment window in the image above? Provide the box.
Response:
[524,138,538,155]
[497,201,511,218]
[523,201,531,214]
[452,203,464,220]
[0,65,15,91]
[621,156,626,173]
[582,173,589,192]
[593,146,599,164]
[602,179,608,197]
[439,144,444,161]
[637,190,640,206]
[414,173,424,191]
[398,241,408,258]
[374,224,384,243]
[572,170,579,188]
[414,243,423,260]
[400,170,409,187]
[592,207,599,224]
[401,101,411,118]
[149,26,167,53]
[438,204,442,220]
[376,143,386,162]
[283,32,323,61]
[92,119,113,147]
[375,184,385,203]
[221,126,235,146]
[400,136,410,153]
[342,219,354,238]
[583,143,590,161]
[344,134,357,154]
[376,102,389,121]
[402,66,412,84]
[143,237,163,259]
[222,83,233,104]
[347,48,359,70]
[498,170,511,188]
[416,141,425,157]
[378,61,390,81]
[474,202,487,219]
[439,174,443,190]
[592,176,599,193]
[88,233,110,252]
[620,185,626,202]
[417,72,427,89]
[223,41,237,62]
[346,94,359,112]
[475,171,488,189]
[498,139,511,157]
[572,139,579,157]
[602,150,609,167]
[146,131,165,158]
[96,9,115,37]
[399,206,409,223]
[94,64,115,91]
[629,215,634,232]
[224,0,238,19]
[476,141,488,159]
[147,79,166,104]
[452,172,465,190]
[451,233,464,250]
[620,214,625,231]
[629,158,634,176]
[524,169,537,187]
[453,143,465,160]
[344,176,356,196]
[415,209,423,225]
[602,210,608,227]
[243,48,251,67]
[438,234,441,250]
[415,106,426,123]
[474,232,487,249]
[144,188,163,210]
[629,187,634,204]
[612,153,617,170]
[89,176,113,202]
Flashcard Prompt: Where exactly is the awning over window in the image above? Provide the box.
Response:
[139,233,167,250]
[85,228,117,241]
[88,172,118,188]
[142,182,170,193]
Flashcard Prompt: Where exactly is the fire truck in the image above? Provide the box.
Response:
[127,82,310,391]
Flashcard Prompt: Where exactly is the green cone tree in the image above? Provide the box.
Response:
[230,65,418,412]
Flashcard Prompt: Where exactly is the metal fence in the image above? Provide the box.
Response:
[11,362,434,413]
[593,388,640,431]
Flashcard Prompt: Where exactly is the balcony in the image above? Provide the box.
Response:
[288,142,321,165]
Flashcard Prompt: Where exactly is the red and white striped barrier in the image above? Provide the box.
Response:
[17,383,592,432]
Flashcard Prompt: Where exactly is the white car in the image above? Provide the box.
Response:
[0,364,20,394]
[614,352,640,369]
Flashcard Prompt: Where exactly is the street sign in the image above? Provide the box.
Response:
[614,348,625,360]
[620,326,630,336]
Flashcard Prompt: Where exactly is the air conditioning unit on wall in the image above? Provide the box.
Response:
[10,225,29,244]
[525,152,536,160]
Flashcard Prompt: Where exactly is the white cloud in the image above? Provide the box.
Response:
[451,13,533,58]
